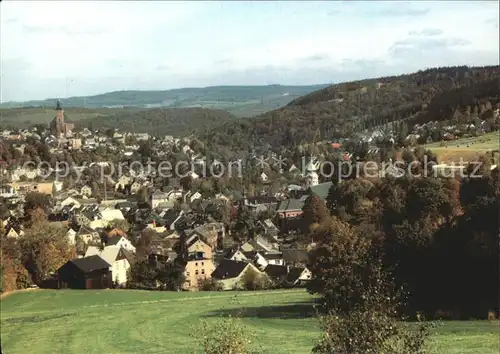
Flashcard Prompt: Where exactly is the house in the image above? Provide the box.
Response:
[105,227,128,239]
[187,236,213,260]
[183,253,216,290]
[76,226,101,245]
[192,222,225,249]
[80,185,92,197]
[259,219,279,235]
[184,191,202,203]
[248,235,277,253]
[282,249,309,267]
[60,196,83,209]
[85,245,134,286]
[100,208,125,223]
[263,264,288,283]
[150,190,170,208]
[187,171,199,180]
[4,224,24,238]
[66,228,77,245]
[260,172,268,182]
[58,255,112,289]
[115,175,132,191]
[106,235,136,253]
[276,199,304,219]
[285,267,312,286]
[211,259,262,290]
[53,181,64,193]
[225,248,249,262]
[8,181,53,195]
[88,208,125,229]
[254,252,284,270]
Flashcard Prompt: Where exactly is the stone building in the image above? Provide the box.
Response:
[50,100,74,138]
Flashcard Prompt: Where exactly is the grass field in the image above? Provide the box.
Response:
[423,131,499,163]
[1,289,498,354]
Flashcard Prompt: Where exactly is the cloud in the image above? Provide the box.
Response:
[389,37,471,58]
[485,18,499,29]
[1,1,498,102]
[1,57,32,74]
[303,54,331,62]
[156,64,171,72]
[22,24,108,36]
[383,7,429,17]
[408,28,443,37]
[361,3,430,17]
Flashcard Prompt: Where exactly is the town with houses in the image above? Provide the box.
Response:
[0,100,498,292]
[1,0,499,351]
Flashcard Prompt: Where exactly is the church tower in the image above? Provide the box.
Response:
[55,100,64,137]
[51,100,66,138]
[305,157,319,188]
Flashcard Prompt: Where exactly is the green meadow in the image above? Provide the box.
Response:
[0,289,498,353]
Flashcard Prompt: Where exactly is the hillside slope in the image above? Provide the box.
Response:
[1,84,330,118]
[202,66,500,151]
[1,290,498,354]
[79,107,238,137]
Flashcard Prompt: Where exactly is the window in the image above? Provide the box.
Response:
[186,272,190,276]
[195,262,198,266]
[201,262,204,266]
[201,269,205,274]
[195,270,199,275]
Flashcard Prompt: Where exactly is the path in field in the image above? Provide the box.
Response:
[1,289,499,354]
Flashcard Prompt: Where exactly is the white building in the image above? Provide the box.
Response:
[85,245,132,286]
[305,158,319,187]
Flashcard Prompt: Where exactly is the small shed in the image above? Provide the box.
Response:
[58,255,112,289]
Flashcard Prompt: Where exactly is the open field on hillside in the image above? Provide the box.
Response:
[1,289,498,354]
[424,131,499,163]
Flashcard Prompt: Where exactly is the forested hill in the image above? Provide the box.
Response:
[1,84,330,118]
[79,107,238,137]
[201,66,500,151]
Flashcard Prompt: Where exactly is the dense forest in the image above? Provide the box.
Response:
[77,107,238,137]
[201,66,500,151]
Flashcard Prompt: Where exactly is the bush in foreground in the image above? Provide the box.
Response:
[308,217,432,353]
[198,316,262,354]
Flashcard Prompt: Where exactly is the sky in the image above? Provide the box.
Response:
[1,0,499,102]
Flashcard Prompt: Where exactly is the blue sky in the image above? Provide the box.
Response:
[1,1,498,102]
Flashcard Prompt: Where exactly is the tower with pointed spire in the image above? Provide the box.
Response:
[305,156,319,188]
[50,100,74,138]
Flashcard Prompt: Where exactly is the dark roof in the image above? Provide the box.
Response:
[262,252,283,260]
[277,199,304,212]
[211,259,249,279]
[70,255,110,272]
[106,235,123,246]
[308,182,333,200]
[242,251,257,259]
[286,267,305,283]
[263,264,288,278]
[282,249,308,264]
[121,248,137,265]
[246,196,278,205]
[77,225,97,235]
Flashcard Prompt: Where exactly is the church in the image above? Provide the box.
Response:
[50,100,74,138]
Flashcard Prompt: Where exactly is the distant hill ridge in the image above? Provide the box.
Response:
[201,65,500,151]
[1,84,330,117]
